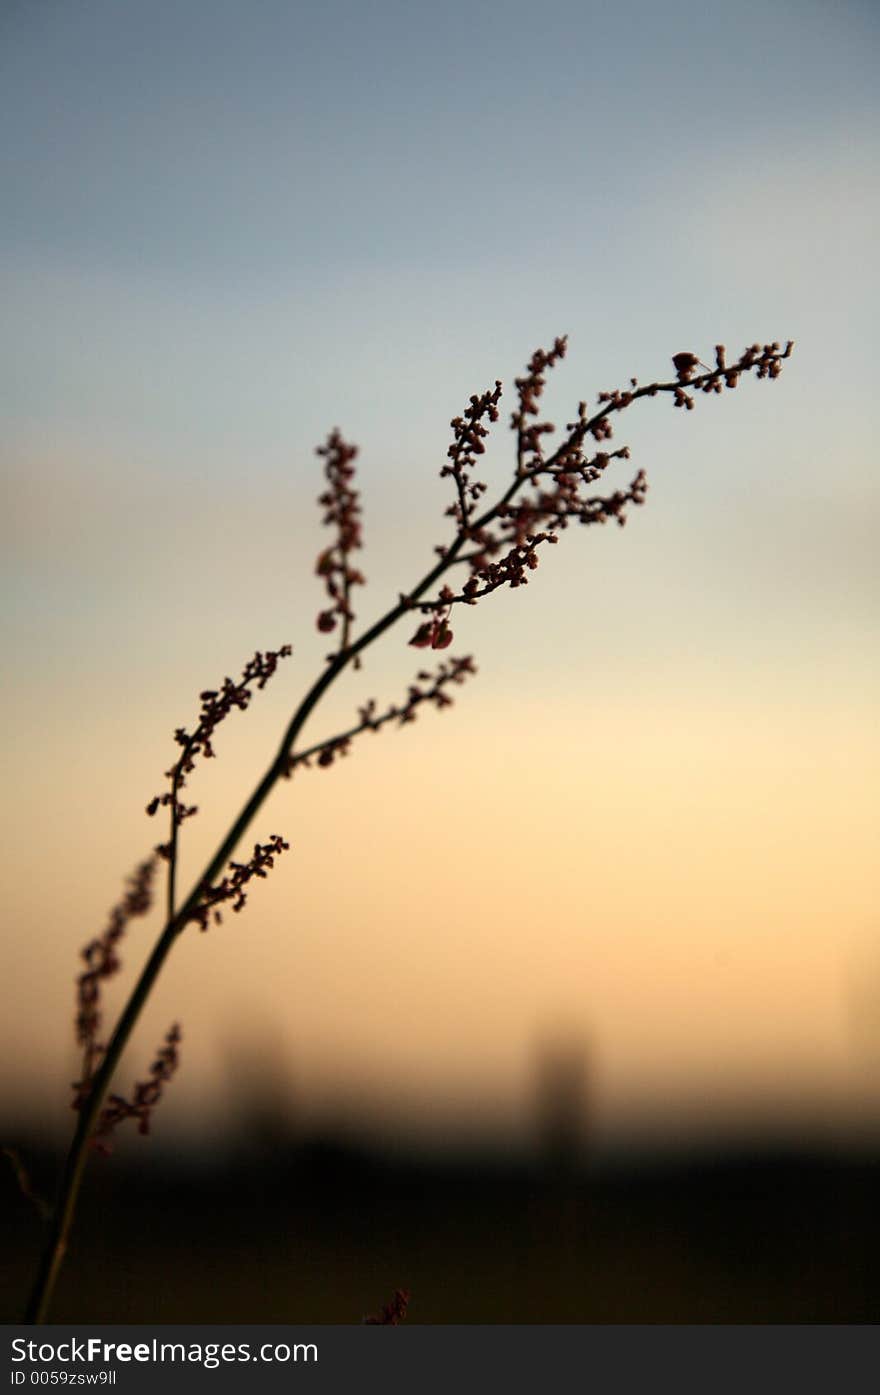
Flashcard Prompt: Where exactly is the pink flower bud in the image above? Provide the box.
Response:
[672,352,699,375]
[409,623,433,648]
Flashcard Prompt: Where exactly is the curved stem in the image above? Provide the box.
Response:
[24,918,181,1322]
[24,530,466,1324]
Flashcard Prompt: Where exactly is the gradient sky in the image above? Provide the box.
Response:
[2,0,878,1150]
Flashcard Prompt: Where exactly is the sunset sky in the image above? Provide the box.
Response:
[2,0,877,1153]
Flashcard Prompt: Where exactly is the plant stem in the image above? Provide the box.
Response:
[24,533,465,1324]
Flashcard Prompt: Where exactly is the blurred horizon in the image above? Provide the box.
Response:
[2,0,879,1173]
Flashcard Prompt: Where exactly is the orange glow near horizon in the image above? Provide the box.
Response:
[3,670,876,1147]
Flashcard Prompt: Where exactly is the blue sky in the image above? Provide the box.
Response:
[3,0,876,466]
[3,0,876,669]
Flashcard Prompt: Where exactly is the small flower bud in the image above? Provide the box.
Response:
[409,623,434,648]
[672,352,699,382]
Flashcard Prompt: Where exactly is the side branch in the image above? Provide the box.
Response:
[285,656,477,772]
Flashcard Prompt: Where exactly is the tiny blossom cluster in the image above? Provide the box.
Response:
[410,337,793,633]
[442,381,502,532]
[146,647,292,858]
[74,855,158,1089]
[186,835,290,930]
[408,600,454,650]
[454,532,558,603]
[511,335,568,471]
[364,1289,410,1325]
[315,429,364,655]
[498,450,644,546]
[92,1025,182,1153]
[672,341,791,393]
[286,656,476,773]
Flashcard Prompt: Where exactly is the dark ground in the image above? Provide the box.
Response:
[3,1129,878,1323]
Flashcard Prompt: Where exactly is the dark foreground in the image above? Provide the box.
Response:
[3,1133,878,1323]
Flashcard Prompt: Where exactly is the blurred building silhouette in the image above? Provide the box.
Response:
[222,1033,299,1159]
[533,1036,592,1176]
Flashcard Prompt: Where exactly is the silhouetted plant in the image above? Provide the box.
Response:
[22,334,794,1322]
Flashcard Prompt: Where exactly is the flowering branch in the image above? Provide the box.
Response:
[315,429,364,662]
[409,338,793,647]
[442,382,502,533]
[92,1025,182,1154]
[185,835,291,931]
[24,332,794,1324]
[147,646,293,923]
[73,855,159,1093]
